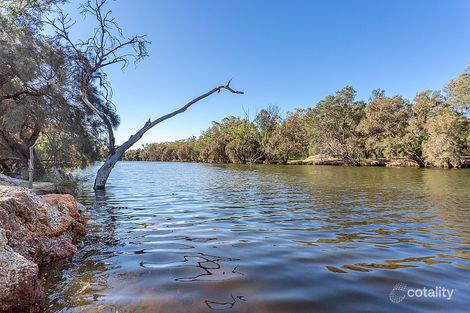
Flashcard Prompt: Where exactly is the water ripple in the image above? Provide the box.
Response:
[41,162,470,312]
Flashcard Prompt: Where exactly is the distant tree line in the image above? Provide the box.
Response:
[124,72,470,168]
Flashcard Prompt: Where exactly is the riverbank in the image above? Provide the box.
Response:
[291,155,470,168]
[0,185,86,312]
[288,155,420,167]
[123,154,470,168]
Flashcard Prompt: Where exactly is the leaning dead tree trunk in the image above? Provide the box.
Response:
[49,0,244,190]
[90,82,243,190]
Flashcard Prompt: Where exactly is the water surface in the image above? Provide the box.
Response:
[41,162,470,312]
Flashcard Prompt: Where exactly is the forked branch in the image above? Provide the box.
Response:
[47,0,149,155]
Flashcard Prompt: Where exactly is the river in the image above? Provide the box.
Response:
[40,162,470,312]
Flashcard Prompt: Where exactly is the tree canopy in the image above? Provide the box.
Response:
[0,2,116,177]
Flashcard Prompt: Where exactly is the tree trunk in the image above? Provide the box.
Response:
[94,138,135,190]
[412,155,426,167]
[282,156,288,165]
[28,141,37,189]
[90,83,243,190]
[94,155,118,190]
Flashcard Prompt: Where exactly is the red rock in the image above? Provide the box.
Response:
[74,221,87,236]
[0,229,42,313]
[40,194,80,218]
[0,186,87,312]
[49,237,78,260]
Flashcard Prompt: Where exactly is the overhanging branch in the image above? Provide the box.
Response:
[149,82,244,129]
[116,81,244,153]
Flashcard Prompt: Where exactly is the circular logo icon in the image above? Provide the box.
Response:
[389,282,408,303]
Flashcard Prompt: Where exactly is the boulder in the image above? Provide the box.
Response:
[0,229,42,313]
[0,186,86,312]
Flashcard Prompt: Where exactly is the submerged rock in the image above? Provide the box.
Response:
[0,186,86,312]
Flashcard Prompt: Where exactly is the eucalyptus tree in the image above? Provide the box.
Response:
[0,2,115,177]
[356,91,409,158]
[422,105,468,168]
[219,116,259,164]
[0,3,59,175]
[445,65,470,116]
[0,0,66,30]
[0,23,54,174]
[267,110,309,164]
[305,86,364,163]
[197,117,258,164]
[399,90,443,166]
[420,69,470,167]
[254,105,281,162]
[49,0,243,189]
[198,122,231,163]
[444,66,470,160]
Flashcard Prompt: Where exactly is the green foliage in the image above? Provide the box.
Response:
[422,106,468,168]
[197,117,259,164]
[399,90,443,165]
[38,171,84,196]
[445,66,470,116]
[267,110,309,164]
[221,116,260,163]
[357,92,409,158]
[125,138,200,163]
[305,86,365,160]
[0,4,117,177]
[1,1,468,171]
[198,123,231,163]
[123,149,142,161]
[254,105,281,161]
[0,0,66,30]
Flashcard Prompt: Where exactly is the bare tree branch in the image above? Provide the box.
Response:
[47,0,244,189]
[90,81,244,190]
[148,83,244,129]
[47,0,149,156]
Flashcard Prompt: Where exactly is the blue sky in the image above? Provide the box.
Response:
[61,0,470,145]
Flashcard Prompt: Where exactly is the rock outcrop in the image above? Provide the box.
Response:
[0,186,86,313]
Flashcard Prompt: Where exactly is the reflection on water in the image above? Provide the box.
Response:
[40,162,470,312]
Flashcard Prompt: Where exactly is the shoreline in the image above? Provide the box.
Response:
[120,155,470,169]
